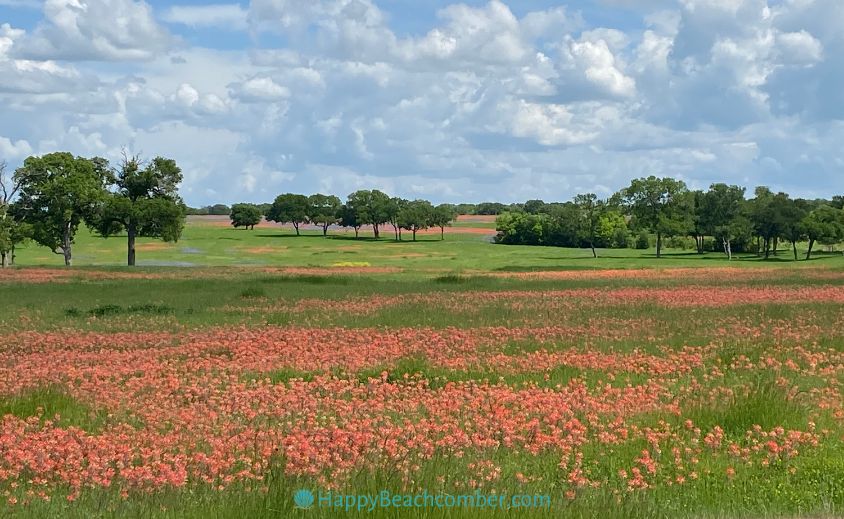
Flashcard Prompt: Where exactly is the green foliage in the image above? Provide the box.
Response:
[574,193,605,257]
[597,210,629,248]
[523,199,546,214]
[619,176,693,257]
[14,152,109,265]
[494,211,547,245]
[803,204,844,259]
[346,189,392,238]
[430,204,457,240]
[397,199,435,240]
[229,203,262,229]
[634,230,650,249]
[90,155,186,266]
[307,194,342,235]
[266,193,309,235]
[475,202,507,215]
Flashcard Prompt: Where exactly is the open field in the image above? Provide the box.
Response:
[2,222,844,518]
[9,215,844,271]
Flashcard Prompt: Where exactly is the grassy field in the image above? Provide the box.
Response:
[9,215,844,271]
[1,219,844,518]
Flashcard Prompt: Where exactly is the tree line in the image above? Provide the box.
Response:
[0,152,185,267]
[229,191,458,241]
[494,176,844,260]
[3,152,843,267]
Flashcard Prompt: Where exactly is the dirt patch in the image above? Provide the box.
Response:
[135,243,172,252]
[242,246,286,255]
[456,214,497,223]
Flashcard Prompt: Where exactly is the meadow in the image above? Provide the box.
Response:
[1,218,844,518]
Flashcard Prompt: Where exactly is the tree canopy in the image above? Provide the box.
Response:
[91,154,185,266]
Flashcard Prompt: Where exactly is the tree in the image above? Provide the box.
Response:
[91,154,185,266]
[749,187,794,259]
[523,199,546,214]
[14,152,108,266]
[689,190,707,253]
[596,210,629,249]
[700,184,747,260]
[431,204,457,240]
[230,203,262,230]
[267,193,309,235]
[803,205,844,260]
[0,206,31,267]
[208,204,231,215]
[619,176,692,258]
[397,199,434,241]
[347,190,391,239]
[574,193,604,258]
[476,202,507,215]
[778,198,809,261]
[494,212,546,245]
[0,161,23,267]
[307,194,341,236]
[386,197,407,241]
[338,204,361,238]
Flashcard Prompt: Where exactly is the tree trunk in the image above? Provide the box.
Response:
[127,223,137,267]
[590,239,596,258]
[354,227,359,239]
[398,228,402,241]
[656,232,662,258]
[293,222,300,236]
[322,224,328,236]
[412,228,417,241]
[10,244,15,266]
[62,225,72,266]
[1,252,6,268]
[772,237,778,256]
[373,223,379,239]
[440,226,444,241]
[764,237,770,259]
[806,239,814,260]
[725,238,732,261]
[792,241,798,261]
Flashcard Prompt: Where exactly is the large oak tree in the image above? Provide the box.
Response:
[92,155,186,266]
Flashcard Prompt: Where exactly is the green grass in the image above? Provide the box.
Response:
[0,387,106,432]
[9,216,844,271]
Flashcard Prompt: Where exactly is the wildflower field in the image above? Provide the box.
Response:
[2,257,844,517]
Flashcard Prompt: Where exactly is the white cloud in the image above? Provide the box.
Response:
[162,4,248,31]
[229,76,290,102]
[0,136,33,158]
[0,0,843,204]
[776,30,823,64]
[14,0,174,61]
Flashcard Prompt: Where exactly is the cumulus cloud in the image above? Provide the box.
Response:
[0,0,843,204]
[13,0,174,61]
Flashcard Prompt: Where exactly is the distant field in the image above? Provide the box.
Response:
[9,215,844,271]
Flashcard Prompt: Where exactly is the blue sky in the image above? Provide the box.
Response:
[1,0,842,206]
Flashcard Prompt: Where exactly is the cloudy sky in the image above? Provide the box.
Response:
[1,0,843,205]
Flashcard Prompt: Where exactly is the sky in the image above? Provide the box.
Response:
[1,0,843,206]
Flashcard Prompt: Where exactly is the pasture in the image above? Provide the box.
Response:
[1,218,844,518]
